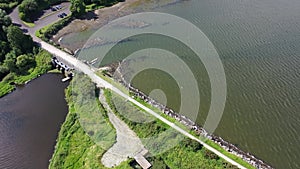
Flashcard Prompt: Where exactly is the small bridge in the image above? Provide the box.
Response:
[51,56,74,82]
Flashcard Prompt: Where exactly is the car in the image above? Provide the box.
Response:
[61,12,67,17]
[51,7,57,11]
[56,5,62,9]
[57,14,63,18]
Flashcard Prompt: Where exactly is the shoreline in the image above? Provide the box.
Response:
[103,64,273,169]
[47,0,272,168]
[52,0,141,51]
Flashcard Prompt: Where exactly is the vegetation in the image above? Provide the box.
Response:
[18,0,65,22]
[0,10,52,97]
[0,0,19,13]
[0,49,52,97]
[49,75,132,169]
[83,0,125,8]
[69,0,125,17]
[37,15,72,41]
[103,89,240,169]
[70,0,85,17]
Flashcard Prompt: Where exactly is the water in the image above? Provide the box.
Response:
[60,0,300,168]
[0,73,69,169]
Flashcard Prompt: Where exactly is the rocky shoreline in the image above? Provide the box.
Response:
[103,64,273,169]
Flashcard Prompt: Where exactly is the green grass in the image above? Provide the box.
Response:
[35,15,72,40]
[22,21,35,28]
[204,139,256,169]
[85,3,103,12]
[49,74,133,169]
[35,22,53,38]
[103,89,240,169]
[0,81,14,97]
[48,69,61,73]
[0,50,53,97]
[98,71,254,168]
[133,93,255,169]
[96,71,129,94]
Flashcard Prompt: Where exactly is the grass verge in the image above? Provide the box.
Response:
[22,21,35,28]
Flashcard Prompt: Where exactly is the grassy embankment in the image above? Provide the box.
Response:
[49,74,132,169]
[49,73,238,168]
[35,15,72,41]
[97,70,255,169]
[0,49,52,97]
[104,89,240,169]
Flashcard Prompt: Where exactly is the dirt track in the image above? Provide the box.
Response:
[99,90,145,167]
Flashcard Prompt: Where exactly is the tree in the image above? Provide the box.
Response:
[0,41,10,62]
[3,50,17,72]
[0,9,11,41]
[0,64,9,80]
[70,0,85,17]
[0,9,11,27]
[18,0,38,21]
[16,54,35,72]
[7,25,34,54]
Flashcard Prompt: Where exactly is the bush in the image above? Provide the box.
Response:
[43,16,72,40]
[19,12,26,21]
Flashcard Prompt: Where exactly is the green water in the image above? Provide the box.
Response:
[61,0,300,168]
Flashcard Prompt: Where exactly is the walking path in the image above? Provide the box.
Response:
[99,90,145,167]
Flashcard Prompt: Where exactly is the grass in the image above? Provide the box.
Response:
[133,93,255,169]
[97,71,254,168]
[0,49,53,97]
[48,69,61,73]
[49,71,254,168]
[35,22,53,38]
[22,21,35,28]
[49,74,133,169]
[204,139,256,169]
[85,3,104,12]
[103,89,240,169]
[35,15,72,40]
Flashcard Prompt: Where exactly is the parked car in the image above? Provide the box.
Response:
[57,14,63,18]
[61,12,67,17]
[56,5,62,10]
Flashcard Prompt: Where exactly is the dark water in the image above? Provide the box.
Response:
[0,73,69,169]
[60,0,300,168]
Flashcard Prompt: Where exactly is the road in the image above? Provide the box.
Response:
[9,2,71,41]
[9,6,248,169]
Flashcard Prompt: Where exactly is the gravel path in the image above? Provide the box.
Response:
[99,90,145,168]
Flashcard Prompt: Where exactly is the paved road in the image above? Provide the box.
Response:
[9,6,248,169]
[9,2,71,41]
